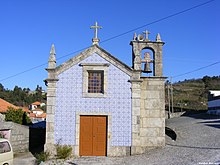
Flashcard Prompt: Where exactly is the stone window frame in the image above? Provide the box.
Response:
[81,63,109,98]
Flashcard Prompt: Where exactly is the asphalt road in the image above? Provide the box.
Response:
[16,113,220,165]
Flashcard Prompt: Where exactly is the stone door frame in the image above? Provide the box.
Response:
[75,112,112,156]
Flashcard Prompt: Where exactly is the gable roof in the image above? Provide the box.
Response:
[32,108,44,112]
[0,98,19,113]
[56,44,133,76]
[29,112,46,118]
[32,101,41,105]
[36,113,46,118]
[0,98,31,113]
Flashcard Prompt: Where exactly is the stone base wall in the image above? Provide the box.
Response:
[131,77,166,155]
[44,143,63,158]
[140,77,165,147]
[107,146,130,156]
[0,121,29,153]
[45,144,130,158]
[140,77,166,147]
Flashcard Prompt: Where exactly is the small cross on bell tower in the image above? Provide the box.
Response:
[90,21,102,45]
[143,30,150,41]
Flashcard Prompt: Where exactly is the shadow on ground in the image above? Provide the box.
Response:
[183,112,220,129]
[165,127,177,141]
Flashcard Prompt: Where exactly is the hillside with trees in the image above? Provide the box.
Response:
[0,84,46,107]
[167,75,220,111]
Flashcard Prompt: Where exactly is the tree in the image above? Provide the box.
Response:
[202,76,211,89]
[5,107,32,125]
[0,83,4,92]
[0,84,46,106]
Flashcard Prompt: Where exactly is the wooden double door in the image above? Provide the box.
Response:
[79,116,107,156]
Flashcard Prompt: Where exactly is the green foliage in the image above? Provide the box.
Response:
[41,105,47,112]
[169,75,220,111]
[5,107,32,125]
[35,151,50,164]
[0,83,46,107]
[56,144,72,160]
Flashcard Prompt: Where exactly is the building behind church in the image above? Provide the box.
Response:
[44,23,166,156]
[207,90,220,115]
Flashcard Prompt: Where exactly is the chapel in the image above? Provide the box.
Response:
[45,22,166,156]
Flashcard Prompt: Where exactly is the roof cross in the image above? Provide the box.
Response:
[90,21,102,40]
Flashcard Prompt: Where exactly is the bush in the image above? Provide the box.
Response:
[56,145,72,160]
[5,107,32,125]
[35,151,50,164]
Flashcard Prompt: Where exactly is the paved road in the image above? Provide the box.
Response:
[14,152,36,165]
[69,113,220,165]
[27,113,220,165]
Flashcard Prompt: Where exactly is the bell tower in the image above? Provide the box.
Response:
[130,31,164,77]
[130,31,166,155]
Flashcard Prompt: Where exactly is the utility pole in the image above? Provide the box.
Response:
[167,80,171,118]
[170,77,174,113]
[180,100,183,112]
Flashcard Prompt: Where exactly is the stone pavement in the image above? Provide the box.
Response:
[19,113,220,165]
[14,152,36,165]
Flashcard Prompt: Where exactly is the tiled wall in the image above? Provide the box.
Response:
[55,53,132,146]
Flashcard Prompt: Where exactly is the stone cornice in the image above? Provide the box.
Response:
[80,63,110,67]
[44,78,59,82]
[140,76,167,79]
[45,68,56,72]
[129,79,143,83]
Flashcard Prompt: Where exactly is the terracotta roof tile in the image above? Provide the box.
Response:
[29,113,36,118]
[32,101,41,105]
[36,113,46,118]
[32,108,44,112]
[0,98,19,113]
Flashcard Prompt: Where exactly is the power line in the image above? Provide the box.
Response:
[172,61,220,78]
[100,0,215,44]
[0,63,47,82]
[0,0,216,82]
[0,47,92,82]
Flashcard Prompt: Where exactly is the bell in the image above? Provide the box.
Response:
[143,62,152,73]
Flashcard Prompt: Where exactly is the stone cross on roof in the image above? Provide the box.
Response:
[143,30,150,41]
[90,22,102,45]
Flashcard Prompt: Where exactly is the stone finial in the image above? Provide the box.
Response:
[90,22,102,45]
[48,44,56,69]
[133,33,137,40]
[156,33,162,42]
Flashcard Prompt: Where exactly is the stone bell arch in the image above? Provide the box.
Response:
[130,30,164,77]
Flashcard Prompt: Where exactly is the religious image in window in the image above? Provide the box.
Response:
[88,71,104,93]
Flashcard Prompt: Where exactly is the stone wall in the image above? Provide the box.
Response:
[131,77,166,154]
[0,121,29,153]
[140,77,165,147]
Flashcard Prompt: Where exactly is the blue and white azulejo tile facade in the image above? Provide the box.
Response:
[54,53,132,146]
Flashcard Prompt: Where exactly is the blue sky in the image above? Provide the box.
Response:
[0,0,219,90]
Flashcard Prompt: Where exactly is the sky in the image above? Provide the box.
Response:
[0,0,219,90]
